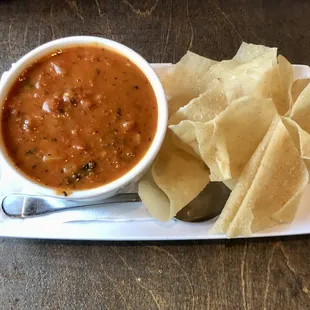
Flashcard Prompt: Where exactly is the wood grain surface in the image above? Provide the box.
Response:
[0,0,310,309]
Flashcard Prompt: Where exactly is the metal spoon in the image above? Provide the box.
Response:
[2,182,231,221]
[175,182,231,222]
[1,193,140,218]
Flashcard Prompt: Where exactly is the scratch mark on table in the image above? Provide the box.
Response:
[173,43,176,64]
[186,0,194,50]
[146,266,162,274]
[83,250,107,307]
[106,15,112,37]
[23,17,30,46]
[207,291,211,310]
[282,22,293,40]
[149,246,195,309]
[37,19,42,47]
[279,244,297,275]
[241,13,265,44]
[263,243,277,310]
[49,4,56,40]
[241,242,248,310]
[173,24,180,63]
[8,18,15,56]
[213,3,243,41]
[195,245,210,308]
[196,246,208,282]
[161,0,172,62]
[94,0,104,17]
[135,278,161,310]
[111,248,133,271]
[96,250,129,310]
[303,286,310,297]
[123,0,159,18]
[112,248,162,309]
[279,243,310,300]
[95,0,112,37]
[102,270,130,310]
[65,0,85,23]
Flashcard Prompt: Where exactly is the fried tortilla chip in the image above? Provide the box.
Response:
[170,96,278,181]
[223,179,237,190]
[168,79,228,126]
[281,117,310,168]
[223,46,277,101]
[138,169,171,222]
[289,82,310,133]
[160,51,217,115]
[169,120,213,161]
[291,78,310,103]
[233,42,277,64]
[269,55,293,115]
[164,42,284,118]
[281,117,310,160]
[139,42,310,236]
[228,42,292,114]
[224,53,292,115]
[210,117,308,237]
[138,130,210,221]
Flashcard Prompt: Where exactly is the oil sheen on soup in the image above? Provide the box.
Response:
[1,46,158,192]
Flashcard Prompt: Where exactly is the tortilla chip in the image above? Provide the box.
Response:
[210,117,308,237]
[223,50,276,100]
[164,43,280,117]
[289,82,310,133]
[223,179,237,190]
[162,56,240,116]
[169,120,203,157]
[139,130,210,221]
[140,42,310,236]
[269,55,293,115]
[281,117,310,160]
[271,190,303,223]
[233,42,277,64]
[160,51,217,115]
[291,78,310,103]
[281,117,310,168]
[170,96,278,181]
[221,51,292,116]
[168,79,228,126]
[233,43,291,114]
[209,119,277,235]
[138,170,171,222]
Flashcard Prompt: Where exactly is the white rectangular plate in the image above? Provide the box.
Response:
[0,63,310,240]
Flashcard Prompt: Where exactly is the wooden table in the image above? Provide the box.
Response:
[0,1,310,309]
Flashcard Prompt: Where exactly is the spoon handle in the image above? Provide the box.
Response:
[2,193,141,218]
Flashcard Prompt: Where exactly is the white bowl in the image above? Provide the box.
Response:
[0,36,168,201]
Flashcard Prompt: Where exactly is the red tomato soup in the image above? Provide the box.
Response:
[1,46,158,192]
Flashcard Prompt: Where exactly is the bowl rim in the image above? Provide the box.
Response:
[0,36,168,200]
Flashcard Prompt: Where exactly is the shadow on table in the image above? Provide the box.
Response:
[1,234,309,247]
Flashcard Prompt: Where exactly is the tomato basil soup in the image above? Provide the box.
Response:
[1,46,157,191]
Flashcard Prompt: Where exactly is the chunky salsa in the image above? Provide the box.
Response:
[1,46,157,191]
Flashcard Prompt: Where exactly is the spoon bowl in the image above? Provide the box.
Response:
[175,182,231,222]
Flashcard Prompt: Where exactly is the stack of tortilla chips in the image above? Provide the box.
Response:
[139,42,310,237]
